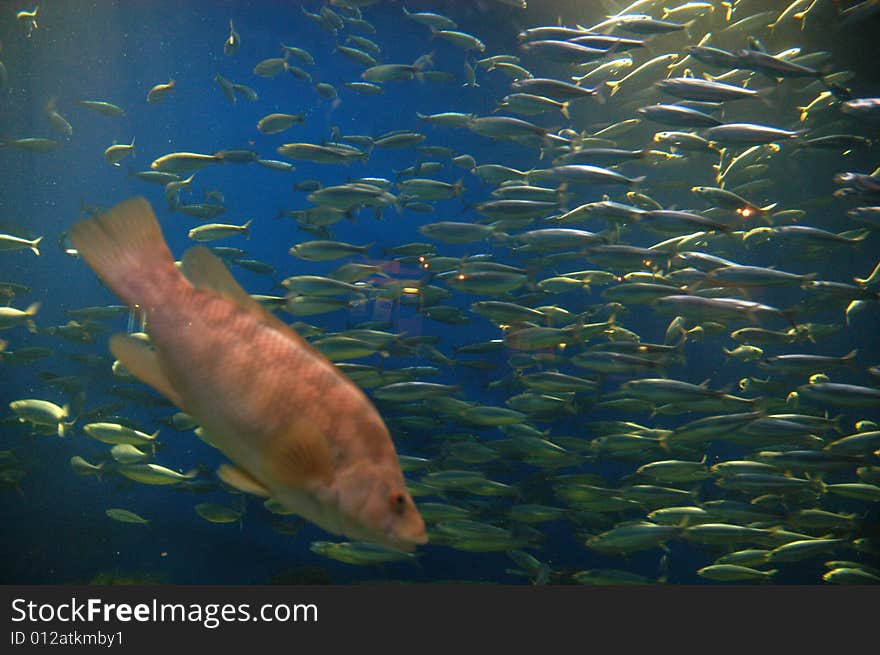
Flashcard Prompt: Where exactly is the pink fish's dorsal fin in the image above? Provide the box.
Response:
[217,464,272,497]
[264,420,335,488]
[181,245,256,309]
[110,333,186,410]
[181,245,335,357]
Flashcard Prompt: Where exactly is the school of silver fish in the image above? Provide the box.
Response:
[2,0,880,584]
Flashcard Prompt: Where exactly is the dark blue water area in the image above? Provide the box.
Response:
[1,1,879,585]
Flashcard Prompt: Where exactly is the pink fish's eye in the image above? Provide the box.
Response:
[390,492,406,513]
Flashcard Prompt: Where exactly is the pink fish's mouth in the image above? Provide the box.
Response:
[337,513,426,552]
[376,525,428,553]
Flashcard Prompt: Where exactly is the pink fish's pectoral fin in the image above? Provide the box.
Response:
[217,463,271,497]
[110,333,186,410]
[264,422,335,489]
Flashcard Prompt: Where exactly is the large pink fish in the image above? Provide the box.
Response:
[71,197,426,550]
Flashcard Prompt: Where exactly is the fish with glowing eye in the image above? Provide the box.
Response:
[224,19,240,56]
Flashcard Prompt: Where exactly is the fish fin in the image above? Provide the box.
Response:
[181,245,262,310]
[69,197,180,309]
[180,245,326,354]
[110,333,185,410]
[217,464,271,497]
[755,86,776,108]
[264,420,335,488]
[838,228,871,242]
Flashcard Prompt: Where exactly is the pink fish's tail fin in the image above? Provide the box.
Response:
[70,196,183,310]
